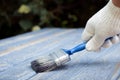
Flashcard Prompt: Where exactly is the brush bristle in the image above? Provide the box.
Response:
[31,56,57,73]
[31,49,71,73]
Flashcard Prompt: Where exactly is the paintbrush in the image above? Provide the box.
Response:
[31,37,112,73]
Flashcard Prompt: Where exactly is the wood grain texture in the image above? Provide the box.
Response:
[0,28,120,80]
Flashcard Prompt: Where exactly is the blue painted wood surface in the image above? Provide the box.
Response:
[0,28,120,80]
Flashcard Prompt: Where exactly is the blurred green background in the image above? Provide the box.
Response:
[0,0,108,39]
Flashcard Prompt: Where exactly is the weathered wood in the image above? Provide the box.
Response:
[0,28,120,80]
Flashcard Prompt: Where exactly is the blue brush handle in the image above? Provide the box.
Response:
[63,37,112,55]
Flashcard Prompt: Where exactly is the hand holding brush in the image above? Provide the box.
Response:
[31,0,120,73]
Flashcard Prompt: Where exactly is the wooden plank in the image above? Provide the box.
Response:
[0,28,63,52]
[0,28,81,80]
[0,28,120,80]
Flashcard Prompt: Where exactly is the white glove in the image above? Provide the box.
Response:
[82,0,120,51]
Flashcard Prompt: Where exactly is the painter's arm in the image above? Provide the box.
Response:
[82,0,120,51]
[112,0,120,7]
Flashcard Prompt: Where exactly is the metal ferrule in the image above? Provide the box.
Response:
[49,49,71,66]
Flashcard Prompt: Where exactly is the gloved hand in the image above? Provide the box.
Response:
[82,0,120,51]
